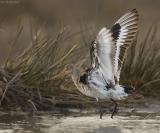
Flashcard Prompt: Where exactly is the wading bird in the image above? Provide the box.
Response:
[68,9,139,119]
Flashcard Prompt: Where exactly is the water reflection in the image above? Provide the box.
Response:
[0,112,160,133]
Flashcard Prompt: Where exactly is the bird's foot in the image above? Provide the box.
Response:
[110,99,118,119]
[110,108,118,119]
[99,107,104,119]
[100,108,107,119]
[100,111,103,119]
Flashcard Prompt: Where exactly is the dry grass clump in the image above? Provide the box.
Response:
[0,24,85,111]
[121,25,160,99]
[0,24,160,111]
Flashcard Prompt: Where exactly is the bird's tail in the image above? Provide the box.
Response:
[122,85,135,94]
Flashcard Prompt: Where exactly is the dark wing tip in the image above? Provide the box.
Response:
[132,8,138,12]
[131,9,139,18]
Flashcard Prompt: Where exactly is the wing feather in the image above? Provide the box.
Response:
[89,9,139,85]
[113,9,139,83]
[90,27,115,85]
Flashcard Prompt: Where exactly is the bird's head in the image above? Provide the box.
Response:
[66,64,76,74]
[65,64,80,84]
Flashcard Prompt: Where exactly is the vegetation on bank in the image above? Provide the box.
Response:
[0,24,159,111]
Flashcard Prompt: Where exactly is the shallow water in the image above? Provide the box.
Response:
[0,112,160,133]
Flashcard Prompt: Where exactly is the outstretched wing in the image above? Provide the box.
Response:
[112,9,139,83]
[90,27,115,85]
[90,9,139,85]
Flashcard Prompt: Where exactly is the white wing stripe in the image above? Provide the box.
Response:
[113,9,139,83]
[96,27,115,83]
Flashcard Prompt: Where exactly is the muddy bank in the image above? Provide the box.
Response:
[0,110,160,133]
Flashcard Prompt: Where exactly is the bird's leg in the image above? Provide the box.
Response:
[110,99,118,119]
[96,98,103,119]
[99,102,103,119]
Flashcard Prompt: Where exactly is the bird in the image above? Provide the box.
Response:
[67,9,139,119]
